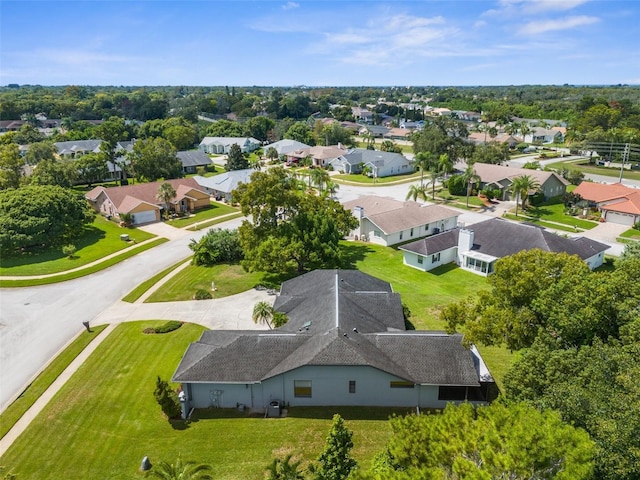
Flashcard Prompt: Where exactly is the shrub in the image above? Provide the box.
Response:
[189,228,243,266]
[634,221,640,231]
[154,321,183,333]
[153,376,181,419]
[445,174,467,196]
[272,311,288,328]
[194,289,212,300]
[62,244,77,259]
[119,212,133,227]
[144,321,183,334]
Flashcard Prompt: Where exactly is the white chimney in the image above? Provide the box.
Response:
[458,228,474,254]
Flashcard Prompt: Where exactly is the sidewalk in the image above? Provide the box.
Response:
[0,324,117,457]
[0,236,162,281]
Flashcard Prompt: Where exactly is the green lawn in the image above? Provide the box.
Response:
[333,171,421,185]
[435,190,485,208]
[0,239,168,288]
[122,259,191,303]
[0,325,107,440]
[0,322,405,479]
[187,212,244,231]
[164,202,239,229]
[546,159,640,182]
[0,216,155,276]
[619,228,640,239]
[144,263,277,302]
[517,198,599,230]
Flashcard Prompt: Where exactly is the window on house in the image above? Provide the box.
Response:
[432,252,441,263]
[438,386,467,401]
[373,230,381,237]
[349,381,356,394]
[294,380,312,398]
[410,227,414,237]
[417,256,424,264]
[390,381,414,389]
[399,231,403,240]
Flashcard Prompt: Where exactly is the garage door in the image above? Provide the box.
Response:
[131,210,157,225]
[605,211,636,226]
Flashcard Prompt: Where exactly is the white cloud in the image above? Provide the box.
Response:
[282,1,299,10]
[484,0,590,17]
[518,15,600,35]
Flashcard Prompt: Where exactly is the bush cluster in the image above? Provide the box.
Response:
[194,289,212,300]
[143,321,183,334]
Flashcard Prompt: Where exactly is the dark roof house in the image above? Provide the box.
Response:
[400,217,609,275]
[173,270,496,412]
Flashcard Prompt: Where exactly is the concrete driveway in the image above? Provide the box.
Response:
[92,288,273,330]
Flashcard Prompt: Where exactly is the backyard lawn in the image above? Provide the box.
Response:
[0,322,405,480]
[0,216,156,276]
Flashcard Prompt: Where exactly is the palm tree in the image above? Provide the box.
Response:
[405,184,428,202]
[509,175,540,216]
[266,146,278,163]
[253,301,274,329]
[461,165,481,207]
[324,180,339,198]
[519,122,531,143]
[150,455,212,479]
[157,182,177,219]
[426,170,442,200]
[414,151,434,186]
[266,454,304,480]
[437,153,453,180]
[310,168,330,192]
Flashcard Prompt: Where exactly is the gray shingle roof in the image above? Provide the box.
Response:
[400,218,609,260]
[173,270,481,387]
[177,150,212,168]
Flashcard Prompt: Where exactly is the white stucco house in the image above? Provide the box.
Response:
[172,270,497,412]
[342,195,459,247]
[199,137,261,154]
[399,218,609,275]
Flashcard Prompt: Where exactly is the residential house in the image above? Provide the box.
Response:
[172,269,497,411]
[85,178,210,225]
[288,145,346,168]
[523,127,564,144]
[352,107,373,123]
[265,139,312,161]
[467,132,521,148]
[342,195,459,247]
[193,169,254,202]
[330,148,414,178]
[54,139,133,182]
[400,218,609,275]
[199,137,261,154]
[359,125,390,138]
[573,182,640,226]
[384,128,413,141]
[177,150,213,174]
[472,163,568,200]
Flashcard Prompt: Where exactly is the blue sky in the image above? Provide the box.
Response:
[2,0,639,86]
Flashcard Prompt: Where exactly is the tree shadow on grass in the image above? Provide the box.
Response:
[339,242,374,269]
[428,263,462,276]
[0,225,106,269]
[285,406,416,420]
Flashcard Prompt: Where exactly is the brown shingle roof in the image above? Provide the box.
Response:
[86,178,207,211]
